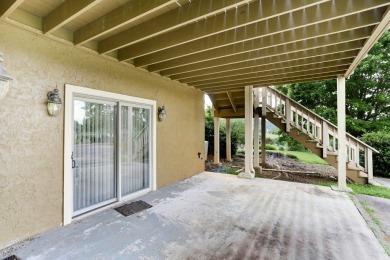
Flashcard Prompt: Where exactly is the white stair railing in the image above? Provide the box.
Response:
[256,87,378,183]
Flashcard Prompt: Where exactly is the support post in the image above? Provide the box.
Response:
[367,149,373,184]
[226,118,232,162]
[254,89,260,169]
[213,116,221,166]
[239,85,255,179]
[337,76,347,189]
[285,99,291,132]
[262,87,267,116]
[261,116,266,167]
[322,121,328,159]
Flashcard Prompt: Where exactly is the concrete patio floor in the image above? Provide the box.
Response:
[1,172,388,260]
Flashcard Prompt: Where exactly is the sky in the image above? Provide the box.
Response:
[204,94,212,108]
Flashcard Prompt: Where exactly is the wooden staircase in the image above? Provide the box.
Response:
[254,87,378,184]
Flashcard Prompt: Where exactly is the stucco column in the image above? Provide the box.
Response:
[261,116,266,167]
[226,118,232,162]
[239,85,255,179]
[213,116,221,166]
[337,76,347,189]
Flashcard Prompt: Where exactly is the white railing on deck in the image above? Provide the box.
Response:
[255,87,378,183]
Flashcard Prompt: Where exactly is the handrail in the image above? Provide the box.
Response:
[261,87,379,153]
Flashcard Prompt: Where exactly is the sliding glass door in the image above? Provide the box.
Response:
[72,98,151,216]
[120,105,150,197]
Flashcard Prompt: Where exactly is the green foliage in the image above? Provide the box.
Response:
[276,131,307,152]
[264,144,278,150]
[205,107,238,158]
[265,137,275,145]
[348,184,390,200]
[283,151,327,165]
[276,30,390,137]
[361,131,390,177]
[286,154,298,160]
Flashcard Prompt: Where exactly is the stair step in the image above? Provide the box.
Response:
[359,171,368,178]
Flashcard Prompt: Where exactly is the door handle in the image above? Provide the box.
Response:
[71,152,76,169]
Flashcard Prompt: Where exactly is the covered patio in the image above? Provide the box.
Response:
[1,0,390,253]
[1,172,387,259]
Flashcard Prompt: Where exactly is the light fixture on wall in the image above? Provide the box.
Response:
[0,52,13,100]
[158,105,167,121]
[47,86,62,116]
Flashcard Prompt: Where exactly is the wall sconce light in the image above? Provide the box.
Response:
[158,105,167,121]
[47,87,62,116]
[0,52,13,100]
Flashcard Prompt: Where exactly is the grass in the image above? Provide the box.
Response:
[360,200,382,227]
[268,150,328,165]
[315,181,390,200]
[348,184,390,200]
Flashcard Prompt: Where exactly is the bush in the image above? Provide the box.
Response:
[265,144,278,150]
[361,131,390,177]
[265,137,275,145]
[278,146,285,151]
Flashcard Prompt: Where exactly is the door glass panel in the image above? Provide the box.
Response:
[73,100,116,212]
[121,106,150,196]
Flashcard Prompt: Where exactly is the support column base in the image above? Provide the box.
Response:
[238,172,255,179]
[331,186,353,193]
[254,166,262,175]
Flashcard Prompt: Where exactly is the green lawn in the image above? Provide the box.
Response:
[315,182,390,200]
[268,150,328,165]
[348,184,390,200]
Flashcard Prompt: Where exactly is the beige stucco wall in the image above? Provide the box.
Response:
[0,23,205,249]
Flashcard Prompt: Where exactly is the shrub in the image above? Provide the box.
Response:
[265,144,278,150]
[361,131,390,177]
[265,137,275,145]
[278,146,285,151]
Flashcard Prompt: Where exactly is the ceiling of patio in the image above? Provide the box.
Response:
[1,0,389,115]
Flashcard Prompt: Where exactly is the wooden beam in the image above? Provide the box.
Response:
[196,66,348,89]
[226,91,237,113]
[171,50,358,81]
[136,8,381,67]
[74,0,178,45]
[152,28,369,72]
[43,0,102,34]
[0,0,24,18]
[345,7,390,77]
[161,39,365,77]
[177,53,357,83]
[98,0,247,53]
[214,107,245,119]
[116,0,330,60]
[200,73,340,93]
[187,59,353,86]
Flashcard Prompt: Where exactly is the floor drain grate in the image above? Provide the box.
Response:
[115,200,152,217]
[2,256,20,260]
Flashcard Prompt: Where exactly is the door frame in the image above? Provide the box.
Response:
[63,84,157,225]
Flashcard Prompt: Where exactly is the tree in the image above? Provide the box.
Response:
[277,30,390,137]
